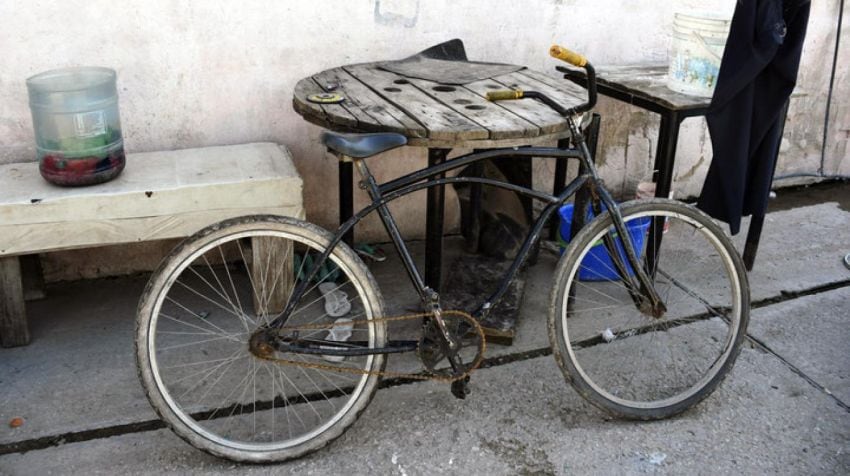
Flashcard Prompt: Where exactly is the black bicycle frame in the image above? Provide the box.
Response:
[269,115,664,332]
[269,123,594,329]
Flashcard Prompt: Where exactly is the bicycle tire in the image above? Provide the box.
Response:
[136,215,386,462]
[548,199,750,420]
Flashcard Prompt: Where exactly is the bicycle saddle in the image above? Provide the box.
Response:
[320,131,407,158]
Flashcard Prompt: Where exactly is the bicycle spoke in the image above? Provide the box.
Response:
[217,245,249,327]
[170,283,251,335]
[139,219,385,458]
[160,312,236,341]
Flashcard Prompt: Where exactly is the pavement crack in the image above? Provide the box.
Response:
[745,333,850,413]
[750,278,850,310]
[0,420,166,457]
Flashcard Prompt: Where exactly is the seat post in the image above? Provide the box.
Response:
[353,158,376,197]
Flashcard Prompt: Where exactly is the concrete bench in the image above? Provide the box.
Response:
[0,142,303,347]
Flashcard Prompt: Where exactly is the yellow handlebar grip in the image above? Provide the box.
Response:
[550,45,587,67]
[485,89,524,101]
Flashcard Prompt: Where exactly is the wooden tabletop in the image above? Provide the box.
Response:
[293,62,588,148]
[563,64,712,113]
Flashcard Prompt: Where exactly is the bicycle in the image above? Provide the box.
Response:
[135,45,750,463]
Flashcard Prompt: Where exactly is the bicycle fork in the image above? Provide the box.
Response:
[570,118,667,319]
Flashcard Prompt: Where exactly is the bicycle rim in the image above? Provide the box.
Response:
[551,200,748,417]
[137,217,385,460]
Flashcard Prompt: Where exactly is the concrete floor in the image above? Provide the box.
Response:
[1,183,849,475]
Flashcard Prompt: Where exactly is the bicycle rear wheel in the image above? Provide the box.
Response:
[136,215,386,462]
[548,199,749,420]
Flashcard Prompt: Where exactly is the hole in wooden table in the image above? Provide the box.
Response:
[433,86,457,92]
[486,84,501,89]
[383,87,402,92]
[393,79,409,85]
[465,105,486,110]
[453,99,472,105]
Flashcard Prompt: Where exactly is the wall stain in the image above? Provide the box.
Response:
[374,0,420,28]
[677,154,705,181]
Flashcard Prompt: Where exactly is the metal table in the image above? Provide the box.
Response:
[293,60,586,291]
[563,64,774,270]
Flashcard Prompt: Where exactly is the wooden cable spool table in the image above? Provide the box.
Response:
[293,60,587,294]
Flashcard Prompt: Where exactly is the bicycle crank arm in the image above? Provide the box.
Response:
[274,339,419,357]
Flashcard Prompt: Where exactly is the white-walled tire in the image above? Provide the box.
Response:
[548,200,749,420]
[136,215,386,462]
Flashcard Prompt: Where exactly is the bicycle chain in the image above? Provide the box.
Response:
[256,310,487,383]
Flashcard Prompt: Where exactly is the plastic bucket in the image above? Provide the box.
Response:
[27,67,125,186]
[557,204,651,281]
[667,12,731,97]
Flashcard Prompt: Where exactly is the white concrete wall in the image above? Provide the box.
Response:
[0,0,845,280]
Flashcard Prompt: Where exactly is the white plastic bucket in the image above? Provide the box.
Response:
[667,12,731,97]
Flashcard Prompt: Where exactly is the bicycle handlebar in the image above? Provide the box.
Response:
[485,44,597,116]
[485,89,524,101]
[549,45,587,68]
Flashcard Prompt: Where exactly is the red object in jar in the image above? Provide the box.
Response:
[39,148,126,187]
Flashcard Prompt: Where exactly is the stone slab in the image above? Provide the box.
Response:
[748,287,850,405]
[732,201,850,301]
[0,143,303,256]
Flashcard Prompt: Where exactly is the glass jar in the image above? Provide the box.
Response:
[26,67,125,186]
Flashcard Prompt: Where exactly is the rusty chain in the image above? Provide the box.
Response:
[256,310,487,383]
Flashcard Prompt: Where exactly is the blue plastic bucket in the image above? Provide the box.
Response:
[558,204,651,281]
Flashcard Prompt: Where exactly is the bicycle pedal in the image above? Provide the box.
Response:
[450,376,471,400]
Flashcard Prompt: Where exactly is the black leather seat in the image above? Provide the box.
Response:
[320,131,408,159]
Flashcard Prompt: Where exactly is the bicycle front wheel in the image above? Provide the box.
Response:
[136,215,386,462]
[548,199,749,420]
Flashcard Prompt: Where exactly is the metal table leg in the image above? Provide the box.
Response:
[652,112,682,199]
[742,215,765,271]
[466,159,484,253]
[549,138,570,241]
[339,161,354,246]
[425,148,450,291]
[647,111,683,274]
[742,99,790,271]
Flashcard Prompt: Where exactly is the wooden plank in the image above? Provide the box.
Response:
[312,68,426,138]
[519,68,591,100]
[495,71,585,112]
[406,130,569,149]
[378,57,523,85]
[0,256,29,347]
[292,78,330,126]
[251,236,293,316]
[0,205,303,256]
[402,77,540,140]
[344,63,489,142]
[293,78,358,129]
[464,78,565,135]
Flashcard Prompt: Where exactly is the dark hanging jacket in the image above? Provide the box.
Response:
[697,0,811,234]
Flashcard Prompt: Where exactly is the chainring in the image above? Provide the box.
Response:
[417,312,485,377]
